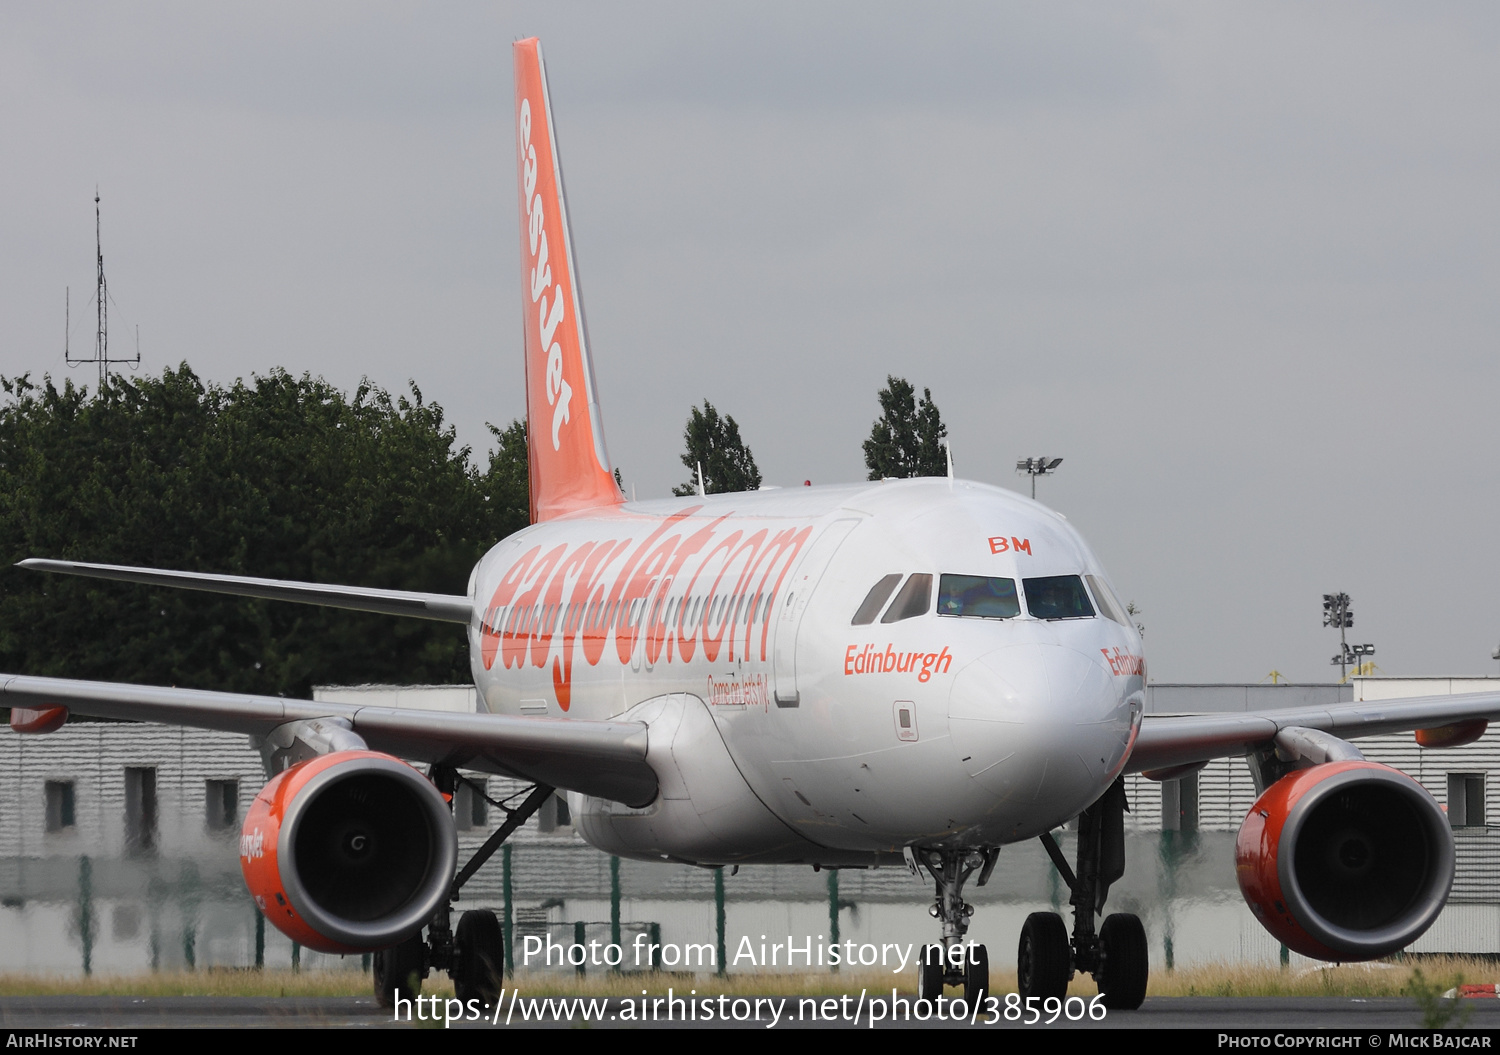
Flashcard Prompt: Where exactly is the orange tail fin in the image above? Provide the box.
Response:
[514,38,624,522]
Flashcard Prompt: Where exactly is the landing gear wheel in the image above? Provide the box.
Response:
[1017,911,1070,1000]
[373,929,426,1009]
[452,910,505,1005]
[1096,912,1148,1010]
[964,943,989,1007]
[918,943,945,1002]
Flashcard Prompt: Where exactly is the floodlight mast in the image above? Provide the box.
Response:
[1323,592,1355,681]
[1015,456,1063,500]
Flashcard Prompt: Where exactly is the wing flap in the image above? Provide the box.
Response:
[18,558,472,624]
[1128,690,1500,773]
[0,673,655,806]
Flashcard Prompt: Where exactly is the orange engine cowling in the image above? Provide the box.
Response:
[240,750,458,954]
[1236,760,1454,960]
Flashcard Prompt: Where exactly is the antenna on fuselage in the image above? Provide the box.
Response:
[696,461,706,497]
[943,439,954,482]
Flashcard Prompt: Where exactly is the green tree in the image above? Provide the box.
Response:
[672,401,762,496]
[0,365,511,699]
[863,376,947,480]
[480,419,531,539]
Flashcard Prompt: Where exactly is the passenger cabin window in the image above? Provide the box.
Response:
[881,574,933,623]
[852,574,903,625]
[1022,575,1095,620]
[938,575,1021,619]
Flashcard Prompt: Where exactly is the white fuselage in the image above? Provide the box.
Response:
[467,478,1144,866]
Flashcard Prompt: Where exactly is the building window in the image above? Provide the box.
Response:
[112,903,141,942]
[125,767,158,853]
[538,791,570,833]
[454,779,487,832]
[206,779,238,831]
[44,781,75,832]
[1448,773,1486,828]
[1161,773,1199,833]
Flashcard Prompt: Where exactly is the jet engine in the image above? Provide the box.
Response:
[1235,760,1454,960]
[240,750,458,953]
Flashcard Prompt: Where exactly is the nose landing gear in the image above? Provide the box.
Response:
[1033,777,1149,1010]
[911,846,999,1007]
[910,779,1147,1011]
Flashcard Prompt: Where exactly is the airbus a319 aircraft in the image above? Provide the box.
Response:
[6,38,1498,1012]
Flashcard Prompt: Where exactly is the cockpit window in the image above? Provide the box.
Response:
[1085,574,1128,626]
[937,574,1021,619]
[880,573,933,623]
[852,574,903,625]
[1022,575,1096,620]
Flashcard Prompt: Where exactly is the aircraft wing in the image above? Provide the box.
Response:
[0,673,655,807]
[17,558,472,624]
[1126,689,1500,773]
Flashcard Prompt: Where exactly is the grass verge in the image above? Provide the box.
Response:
[0,957,1492,1000]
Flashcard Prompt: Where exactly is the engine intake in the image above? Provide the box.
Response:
[241,750,457,953]
[1236,760,1454,960]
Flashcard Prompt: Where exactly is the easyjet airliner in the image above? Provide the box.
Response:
[5,38,1496,1012]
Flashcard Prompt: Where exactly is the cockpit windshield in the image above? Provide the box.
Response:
[1085,574,1129,626]
[937,574,1021,619]
[881,573,933,623]
[1022,575,1096,620]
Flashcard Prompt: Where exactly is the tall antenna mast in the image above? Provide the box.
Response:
[65,190,139,390]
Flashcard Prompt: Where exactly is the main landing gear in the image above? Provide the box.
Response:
[910,846,999,1008]
[1030,777,1149,1010]
[373,775,555,1009]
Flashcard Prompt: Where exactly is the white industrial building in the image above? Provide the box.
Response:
[2,678,1497,974]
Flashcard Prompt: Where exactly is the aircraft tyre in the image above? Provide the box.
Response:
[453,909,505,1005]
[918,944,945,1002]
[1096,913,1148,1010]
[1017,912,1070,1000]
[964,943,989,1008]
[374,929,426,1008]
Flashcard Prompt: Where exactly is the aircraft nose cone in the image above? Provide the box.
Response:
[948,643,1129,816]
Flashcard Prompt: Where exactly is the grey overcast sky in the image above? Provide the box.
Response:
[3,3,1498,684]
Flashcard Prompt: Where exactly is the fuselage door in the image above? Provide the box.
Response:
[772,517,860,706]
